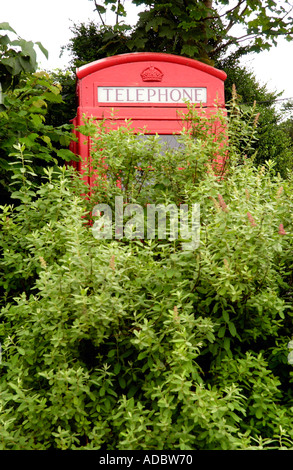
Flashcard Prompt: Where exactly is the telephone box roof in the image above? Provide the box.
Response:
[76,52,227,82]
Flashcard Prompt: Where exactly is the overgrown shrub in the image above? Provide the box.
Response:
[1,101,293,450]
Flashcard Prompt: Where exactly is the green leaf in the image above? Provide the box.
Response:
[94,3,106,15]
[17,347,25,355]
[180,44,199,57]
[35,41,49,59]
[228,321,237,337]
[255,408,263,419]
[17,39,36,60]
[18,55,34,72]
[56,149,75,162]
[222,310,229,323]
[145,17,165,33]
[127,385,139,398]
[118,377,126,389]
[30,114,44,127]
[0,34,11,47]
[137,351,148,360]
[107,388,118,397]
[41,135,52,146]
[42,91,62,103]
[223,337,230,352]
[1,57,22,75]
[218,326,226,338]
[114,363,121,374]
[8,382,25,397]
[31,99,47,108]
[0,22,17,34]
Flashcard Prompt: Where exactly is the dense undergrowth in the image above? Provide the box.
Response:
[1,100,293,450]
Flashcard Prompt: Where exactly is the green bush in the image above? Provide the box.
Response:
[1,102,293,450]
[0,72,77,204]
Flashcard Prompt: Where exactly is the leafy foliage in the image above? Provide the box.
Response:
[1,101,293,449]
[0,22,48,92]
[0,25,77,205]
[220,65,293,177]
[0,71,77,204]
[64,1,293,68]
[62,21,132,69]
[44,69,77,128]
[84,1,293,64]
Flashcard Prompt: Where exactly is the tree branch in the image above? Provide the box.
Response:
[93,0,106,26]
[116,0,121,25]
[224,3,249,36]
[212,2,293,57]
[200,0,246,22]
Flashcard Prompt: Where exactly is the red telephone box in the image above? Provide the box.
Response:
[70,52,227,185]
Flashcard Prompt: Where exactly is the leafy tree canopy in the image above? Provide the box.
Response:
[86,0,293,64]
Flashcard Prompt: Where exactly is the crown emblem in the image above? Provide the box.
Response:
[141,66,163,82]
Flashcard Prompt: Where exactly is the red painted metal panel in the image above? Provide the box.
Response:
[70,52,227,184]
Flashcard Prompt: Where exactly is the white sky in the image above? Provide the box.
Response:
[1,0,141,69]
[2,0,293,104]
